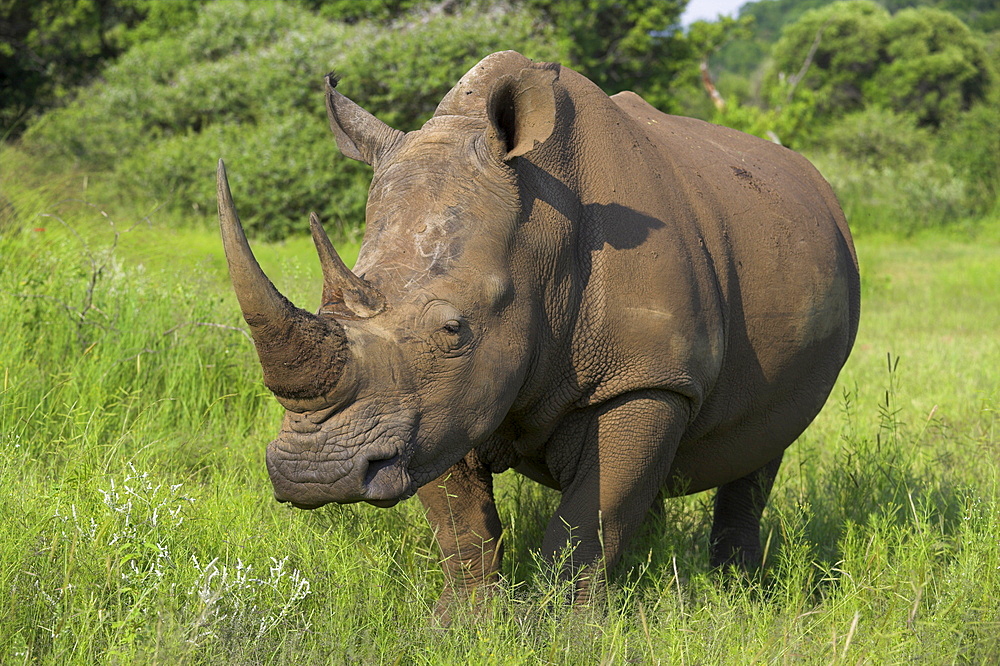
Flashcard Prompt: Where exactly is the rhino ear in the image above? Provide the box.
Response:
[325,73,403,166]
[485,64,559,161]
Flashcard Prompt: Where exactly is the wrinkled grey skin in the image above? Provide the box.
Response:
[218,51,860,614]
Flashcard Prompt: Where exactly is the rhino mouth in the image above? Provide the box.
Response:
[267,442,415,508]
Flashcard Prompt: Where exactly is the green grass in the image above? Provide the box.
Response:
[2,173,999,663]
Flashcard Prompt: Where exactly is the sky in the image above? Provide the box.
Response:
[680,0,756,25]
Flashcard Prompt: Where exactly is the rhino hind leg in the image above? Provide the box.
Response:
[709,453,783,570]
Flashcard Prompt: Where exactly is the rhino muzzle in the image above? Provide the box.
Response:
[266,439,414,508]
[218,159,414,507]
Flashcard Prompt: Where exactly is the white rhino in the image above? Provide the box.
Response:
[217,51,860,611]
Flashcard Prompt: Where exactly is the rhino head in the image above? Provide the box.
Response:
[219,60,559,509]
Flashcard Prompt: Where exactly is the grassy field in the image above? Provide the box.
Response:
[1,171,999,663]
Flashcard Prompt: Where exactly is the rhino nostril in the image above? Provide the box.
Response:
[364,454,400,487]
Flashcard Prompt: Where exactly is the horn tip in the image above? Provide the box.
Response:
[309,213,325,237]
[216,159,233,202]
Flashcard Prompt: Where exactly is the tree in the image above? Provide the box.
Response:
[764,0,891,119]
[735,0,831,43]
[294,0,430,24]
[763,0,993,128]
[866,7,992,127]
[521,0,691,112]
[880,0,1000,32]
[0,0,203,137]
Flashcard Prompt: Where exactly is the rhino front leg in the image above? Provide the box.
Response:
[417,449,503,619]
[709,453,783,569]
[541,391,690,603]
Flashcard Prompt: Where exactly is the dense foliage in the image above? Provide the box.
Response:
[764,1,992,127]
[5,0,1000,236]
[17,1,567,239]
[0,0,208,135]
[520,0,691,112]
[736,0,999,41]
[703,0,1000,228]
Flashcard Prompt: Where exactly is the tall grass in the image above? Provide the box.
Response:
[1,173,999,663]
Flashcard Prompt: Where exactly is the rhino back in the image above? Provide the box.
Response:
[609,92,859,491]
[508,83,859,492]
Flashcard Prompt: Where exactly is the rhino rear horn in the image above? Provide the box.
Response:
[217,160,348,399]
[309,212,385,319]
[325,73,404,167]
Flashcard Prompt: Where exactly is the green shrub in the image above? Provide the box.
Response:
[710,90,818,149]
[20,1,566,240]
[22,2,334,168]
[811,151,971,234]
[114,111,370,240]
[816,106,933,168]
[0,0,209,137]
[806,103,1000,227]
[935,100,1000,215]
[334,7,563,131]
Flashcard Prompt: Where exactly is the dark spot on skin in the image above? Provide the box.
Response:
[731,166,762,193]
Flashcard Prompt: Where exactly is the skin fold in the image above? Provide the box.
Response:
[217,51,860,617]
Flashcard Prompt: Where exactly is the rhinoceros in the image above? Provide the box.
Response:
[216,51,860,608]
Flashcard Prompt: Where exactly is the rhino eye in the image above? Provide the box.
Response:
[424,301,470,354]
[432,317,471,355]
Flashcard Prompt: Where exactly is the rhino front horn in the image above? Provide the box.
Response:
[217,159,349,400]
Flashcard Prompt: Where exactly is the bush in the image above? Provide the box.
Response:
[710,90,818,149]
[20,1,567,240]
[115,111,370,241]
[0,0,207,137]
[22,1,319,169]
[810,151,972,234]
[816,106,933,168]
[808,101,1000,225]
[935,100,1000,215]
